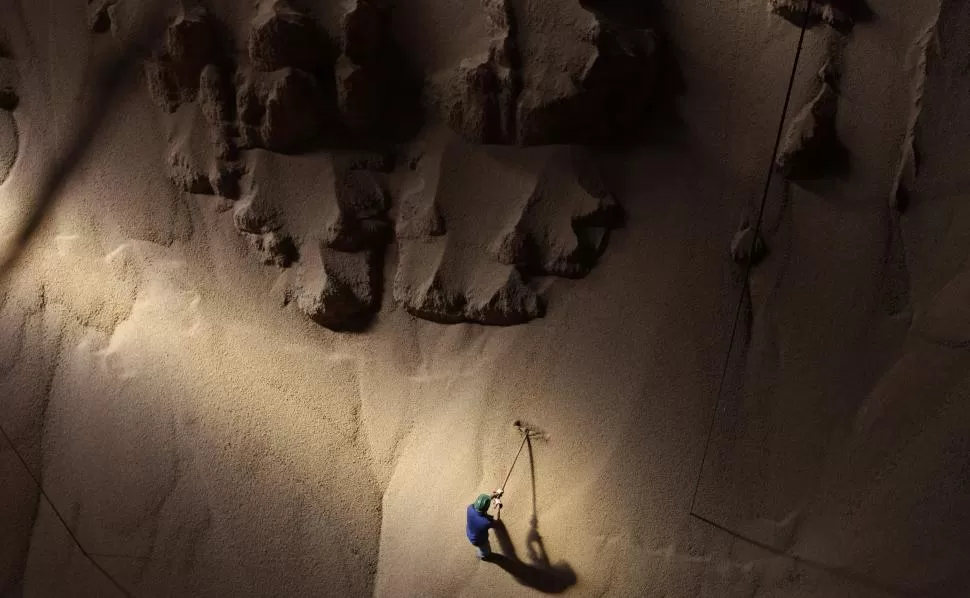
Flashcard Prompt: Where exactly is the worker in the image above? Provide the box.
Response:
[466,488,503,559]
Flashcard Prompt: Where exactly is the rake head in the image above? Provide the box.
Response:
[513,419,549,441]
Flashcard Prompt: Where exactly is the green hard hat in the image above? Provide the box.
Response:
[474,493,491,513]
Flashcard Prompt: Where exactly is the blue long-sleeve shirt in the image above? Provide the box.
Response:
[466,504,494,544]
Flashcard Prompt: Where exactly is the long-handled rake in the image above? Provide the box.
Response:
[493,420,548,516]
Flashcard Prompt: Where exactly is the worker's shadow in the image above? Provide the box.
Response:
[487,437,577,593]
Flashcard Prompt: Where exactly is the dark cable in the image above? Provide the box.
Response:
[688,1,815,513]
[678,3,907,594]
[0,424,133,597]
